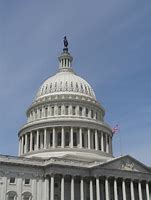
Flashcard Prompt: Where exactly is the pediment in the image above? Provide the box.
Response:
[100,155,149,173]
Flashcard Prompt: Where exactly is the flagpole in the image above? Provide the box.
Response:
[119,126,123,156]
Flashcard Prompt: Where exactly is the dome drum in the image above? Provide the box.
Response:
[26,99,105,124]
[18,125,113,161]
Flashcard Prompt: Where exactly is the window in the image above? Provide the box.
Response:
[51,107,54,116]
[96,112,98,120]
[25,179,30,185]
[81,84,84,92]
[45,107,48,117]
[54,82,57,91]
[86,108,89,117]
[71,82,73,91]
[22,192,32,200]
[65,106,68,115]
[85,85,88,94]
[65,81,68,91]
[7,191,17,200]
[60,81,62,91]
[72,106,76,115]
[58,106,61,115]
[50,83,52,92]
[79,107,82,116]
[76,83,79,91]
[91,110,94,118]
[9,177,15,184]
[39,109,42,118]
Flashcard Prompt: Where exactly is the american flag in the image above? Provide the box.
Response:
[112,124,119,134]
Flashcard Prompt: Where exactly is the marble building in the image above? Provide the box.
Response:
[0,39,151,200]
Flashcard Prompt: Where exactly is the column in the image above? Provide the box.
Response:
[30,132,33,152]
[36,130,39,150]
[61,127,65,148]
[95,130,98,150]
[52,128,56,148]
[90,179,93,200]
[96,177,100,200]
[21,136,24,154]
[122,179,126,200]
[114,179,118,200]
[17,177,22,199]
[70,127,73,148]
[79,128,82,148]
[130,180,135,200]
[45,177,49,200]
[88,129,91,149]
[71,176,74,200]
[110,136,113,154]
[106,134,109,153]
[61,176,64,200]
[80,178,84,200]
[50,175,54,200]
[138,181,142,200]
[18,138,21,155]
[32,178,37,200]
[2,177,7,200]
[146,182,150,200]
[101,132,104,151]
[105,178,109,200]
[44,128,47,149]
[25,134,28,153]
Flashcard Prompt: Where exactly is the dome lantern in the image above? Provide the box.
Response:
[58,36,73,72]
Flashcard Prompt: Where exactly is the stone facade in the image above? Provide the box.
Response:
[0,41,151,200]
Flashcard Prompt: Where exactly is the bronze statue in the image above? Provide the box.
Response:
[63,36,68,48]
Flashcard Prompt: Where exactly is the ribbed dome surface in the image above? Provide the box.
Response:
[36,71,96,100]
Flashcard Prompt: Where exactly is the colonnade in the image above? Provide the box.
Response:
[19,127,112,156]
[45,175,151,200]
[27,104,103,123]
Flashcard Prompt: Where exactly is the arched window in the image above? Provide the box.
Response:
[7,191,17,200]
[22,192,32,200]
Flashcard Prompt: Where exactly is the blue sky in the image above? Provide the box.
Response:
[0,0,151,165]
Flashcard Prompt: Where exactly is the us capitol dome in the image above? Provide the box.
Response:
[0,37,151,200]
[18,37,113,162]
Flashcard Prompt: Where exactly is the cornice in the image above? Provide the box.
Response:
[18,118,112,136]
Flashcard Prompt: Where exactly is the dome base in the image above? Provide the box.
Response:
[23,148,113,163]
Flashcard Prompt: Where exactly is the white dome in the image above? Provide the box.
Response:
[36,71,96,100]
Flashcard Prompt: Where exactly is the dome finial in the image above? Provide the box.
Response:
[63,36,68,52]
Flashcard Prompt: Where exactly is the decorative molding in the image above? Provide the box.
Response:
[120,159,135,171]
